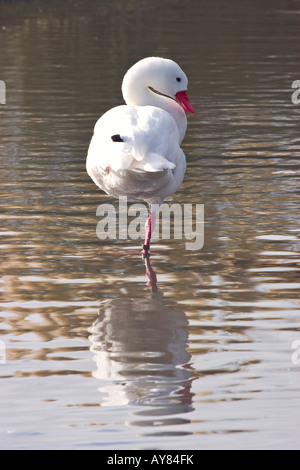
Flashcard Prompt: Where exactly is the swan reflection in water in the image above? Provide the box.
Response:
[89,258,194,429]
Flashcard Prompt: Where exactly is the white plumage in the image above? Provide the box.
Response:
[86,57,194,255]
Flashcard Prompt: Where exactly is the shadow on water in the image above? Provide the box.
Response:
[89,257,195,436]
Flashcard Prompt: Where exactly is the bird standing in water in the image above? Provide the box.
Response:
[86,57,195,256]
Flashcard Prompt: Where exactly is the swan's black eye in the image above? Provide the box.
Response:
[176,77,181,82]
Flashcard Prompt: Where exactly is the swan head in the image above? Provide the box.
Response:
[122,57,195,114]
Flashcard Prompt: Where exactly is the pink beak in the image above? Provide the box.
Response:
[175,90,195,114]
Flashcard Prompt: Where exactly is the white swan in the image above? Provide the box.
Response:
[86,57,194,256]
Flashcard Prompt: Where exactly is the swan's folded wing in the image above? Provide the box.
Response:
[87,104,181,174]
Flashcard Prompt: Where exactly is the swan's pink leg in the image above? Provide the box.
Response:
[142,210,156,257]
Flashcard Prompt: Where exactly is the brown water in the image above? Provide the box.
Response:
[0,0,300,450]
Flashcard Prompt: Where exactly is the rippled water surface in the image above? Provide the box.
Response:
[1,0,300,450]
